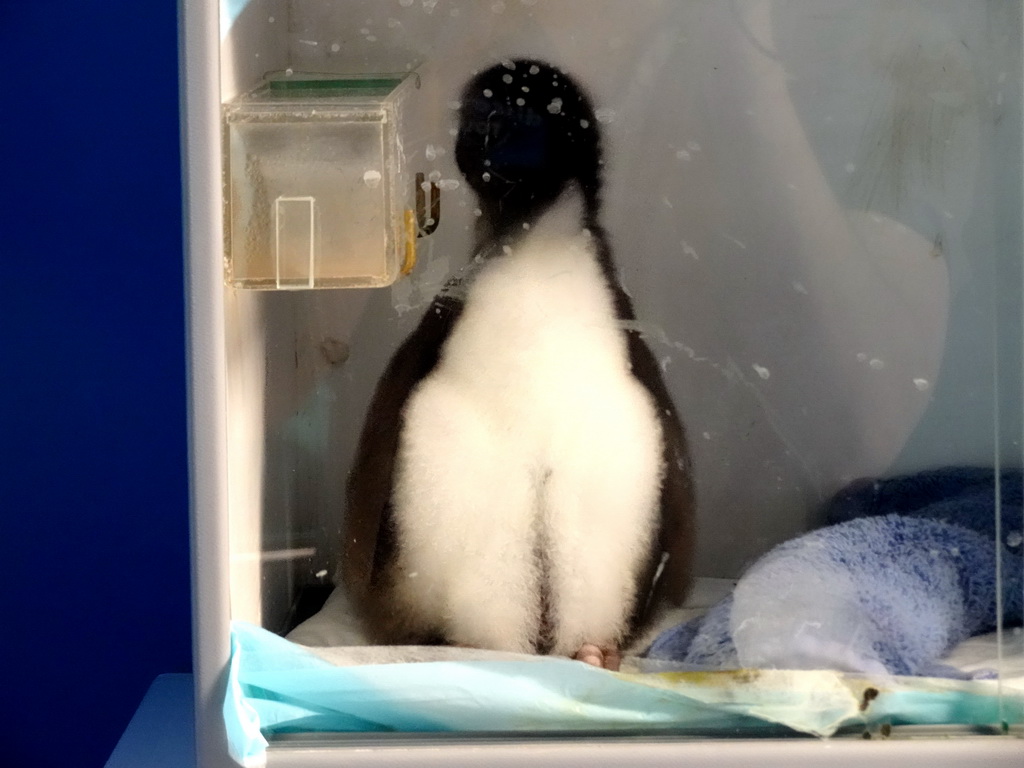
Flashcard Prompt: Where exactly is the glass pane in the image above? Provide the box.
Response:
[214,0,1024,754]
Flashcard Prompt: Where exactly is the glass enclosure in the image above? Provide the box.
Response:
[211,0,1024,755]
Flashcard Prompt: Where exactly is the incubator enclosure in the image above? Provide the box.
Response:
[181,1,1024,766]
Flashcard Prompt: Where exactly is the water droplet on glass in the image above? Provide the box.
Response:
[363,170,382,188]
[285,67,294,76]
[422,0,438,13]
[522,85,530,93]
[529,64,540,75]
[595,108,616,123]
[681,241,698,260]
[856,353,868,362]
[330,42,340,53]
[425,145,438,161]
[360,27,370,34]
[388,18,402,28]
[845,162,856,173]
[547,98,563,114]
[502,245,513,255]
[914,378,930,391]
[428,170,442,182]
[482,172,492,182]
[438,179,460,191]
[447,100,461,110]
[869,358,885,370]
[516,97,526,106]
[503,74,514,84]
[1006,531,1023,548]
[483,88,493,97]
[268,15,275,22]
[675,149,691,161]
[501,59,516,69]
[315,569,328,579]
[702,432,712,440]
[366,35,377,42]
[792,282,808,294]
[753,364,771,380]
[580,119,590,128]
[473,208,483,217]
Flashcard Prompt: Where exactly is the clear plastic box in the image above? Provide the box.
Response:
[223,74,417,289]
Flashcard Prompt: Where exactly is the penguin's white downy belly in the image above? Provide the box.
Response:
[392,216,664,655]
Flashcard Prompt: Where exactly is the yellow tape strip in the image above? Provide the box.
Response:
[402,209,417,276]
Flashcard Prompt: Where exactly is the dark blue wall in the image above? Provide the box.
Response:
[1,3,193,767]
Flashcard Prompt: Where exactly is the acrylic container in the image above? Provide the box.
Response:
[180,1,1024,766]
[223,74,417,289]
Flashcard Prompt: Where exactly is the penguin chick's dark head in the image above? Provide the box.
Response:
[455,59,602,223]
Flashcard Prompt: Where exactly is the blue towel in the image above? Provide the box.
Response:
[825,467,1024,549]
[646,468,1024,678]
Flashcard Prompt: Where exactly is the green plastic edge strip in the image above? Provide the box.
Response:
[267,77,404,92]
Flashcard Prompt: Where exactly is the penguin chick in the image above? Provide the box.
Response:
[342,59,695,670]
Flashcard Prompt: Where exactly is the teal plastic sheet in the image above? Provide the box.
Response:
[225,621,1023,766]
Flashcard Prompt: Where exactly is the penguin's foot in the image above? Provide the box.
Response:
[575,643,621,671]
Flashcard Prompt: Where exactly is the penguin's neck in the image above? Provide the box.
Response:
[475,182,597,256]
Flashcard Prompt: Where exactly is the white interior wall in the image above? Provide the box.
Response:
[219,0,1022,630]
[221,0,288,100]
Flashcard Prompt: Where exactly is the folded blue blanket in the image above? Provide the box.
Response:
[646,468,1024,678]
[826,467,1024,549]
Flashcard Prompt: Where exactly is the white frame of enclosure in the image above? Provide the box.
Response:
[180,1,1023,765]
